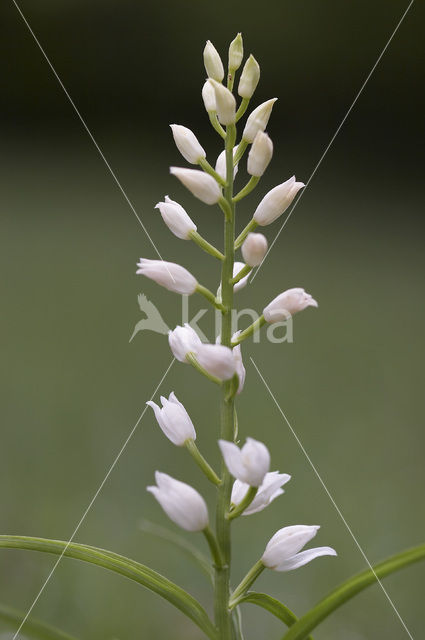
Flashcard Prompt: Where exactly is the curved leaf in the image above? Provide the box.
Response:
[0,535,217,640]
[236,592,313,640]
[282,542,425,640]
[0,603,77,640]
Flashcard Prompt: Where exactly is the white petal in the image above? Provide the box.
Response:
[274,546,337,572]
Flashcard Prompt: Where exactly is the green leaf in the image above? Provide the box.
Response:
[0,535,217,640]
[236,592,313,640]
[282,542,425,640]
[0,602,77,639]
[139,519,214,582]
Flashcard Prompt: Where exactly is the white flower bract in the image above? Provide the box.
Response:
[147,392,196,446]
[147,471,209,532]
[261,525,337,571]
[202,80,216,112]
[243,98,277,143]
[196,343,237,381]
[219,437,270,487]
[168,324,203,362]
[263,288,318,323]
[136,258,197,295]
[241,232,268,267]
[155,196,196,240]
[170,124,206,164]
[209,79,236,125]
[233,261,250,292]
[203,40,224,82]
[170,167,222,205]
[238,54,260,99]
[253,176,304,225]
[231,471,291,515]
[215,147,239,181]
[228,33,243,71]
[247,131,273,177]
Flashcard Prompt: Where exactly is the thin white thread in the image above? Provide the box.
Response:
[12,359,175,639]
[252,0,414,283]
[250,356,414,639]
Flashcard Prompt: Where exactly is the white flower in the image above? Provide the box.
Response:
[203,40,224,82]
[263,288,318,323]
[170,167,222,205]
[238,54,260,99]
[247,131,273,177]
[215,147,239,181]
[232,332,246,394]
[219,437,270,487]
[209,80,236,125]
[155,196,196,240]
[136,259,197,295]
[241,233,268,267]
[196,344,236,381]
[147,472,209,532]
[243,98,277,143]
[232,261,250,292]
[170,125,206,164]
[261,525,337,571]
[202,80,216,112]
[168,324,202,362]
[228,33,243,71]
[147,392,196,446]
[231,471,291,515]
[253,176,304,225]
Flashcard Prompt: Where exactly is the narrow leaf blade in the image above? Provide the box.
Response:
[0,535,217,640]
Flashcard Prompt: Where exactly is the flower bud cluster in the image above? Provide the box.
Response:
[135,35,336,610]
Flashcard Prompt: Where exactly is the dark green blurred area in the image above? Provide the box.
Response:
[1,0,424,638]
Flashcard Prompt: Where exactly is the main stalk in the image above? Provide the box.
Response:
[214,122,237,639]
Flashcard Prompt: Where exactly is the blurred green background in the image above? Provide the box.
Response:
[1,0,424,638]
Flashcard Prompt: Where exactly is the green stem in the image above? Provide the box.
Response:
[199,157,227,187]
[190,230,225,261]
[196,284,227,312]
[234,219,258,249]
[214,121,237,640]
[203,526,225,568]
[233,139,249,166]
[282,542,425,640]
[209,111,226,139]
[236,98,250,122]
[185,438,221,486]
[229,560,265,607]
[231,264,252,285]
[186,352,222,385]
[231,316,266,346]
[0,535,218,640]
[227,70,235,92]
[227,486,258,520]
[233,176,260,203]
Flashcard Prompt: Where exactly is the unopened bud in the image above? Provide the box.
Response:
[170,167,222,205]
[155,196,196,240]
[203,40,224,82]
[170,125,205,165]
[209,79,236,125]
[228,33,244,71]
[253,176,304,225]
[202,80,216,112]
[243,98,277,143]
[238,54,260,99]
[247,131,273,177]
[241,233,268,266]
[263,288,318,323]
